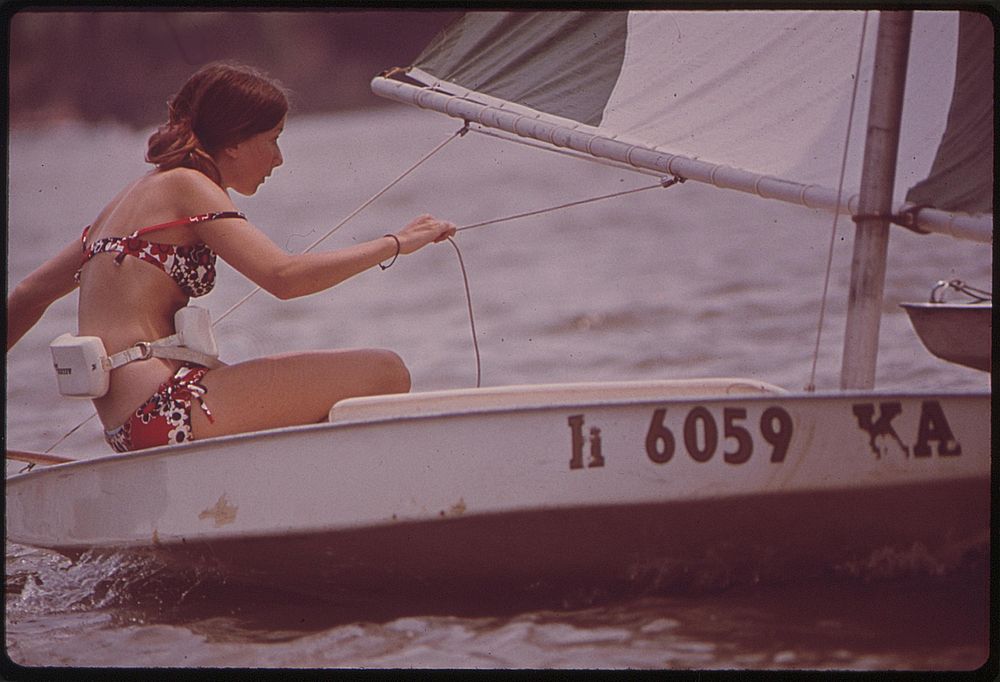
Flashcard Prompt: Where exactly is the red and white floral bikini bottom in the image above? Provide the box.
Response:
[105,365,214,453]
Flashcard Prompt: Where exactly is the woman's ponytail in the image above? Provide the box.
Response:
[145,117,223,184]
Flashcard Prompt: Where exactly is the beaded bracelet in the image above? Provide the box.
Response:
[380,234,400,270]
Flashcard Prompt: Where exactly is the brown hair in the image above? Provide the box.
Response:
[146,63,289,185]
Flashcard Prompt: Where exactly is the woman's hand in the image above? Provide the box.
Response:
[394,214,457,255]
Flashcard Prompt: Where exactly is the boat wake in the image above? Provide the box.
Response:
[832,536,989,582]
[623,534,988,596]
[7,529,987,634]
[5,543,222,624]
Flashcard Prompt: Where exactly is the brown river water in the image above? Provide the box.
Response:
[6,109,992,671]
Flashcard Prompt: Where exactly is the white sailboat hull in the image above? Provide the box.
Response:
[6,380,989,598]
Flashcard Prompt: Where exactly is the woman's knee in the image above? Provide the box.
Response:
[369,349,411,393]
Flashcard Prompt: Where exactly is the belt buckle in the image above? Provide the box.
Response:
[133,341,153,360]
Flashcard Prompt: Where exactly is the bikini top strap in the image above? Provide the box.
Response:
[131,211,248,238]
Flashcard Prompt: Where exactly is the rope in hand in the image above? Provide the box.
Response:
[445,176,683,388]
[446,237,481,388]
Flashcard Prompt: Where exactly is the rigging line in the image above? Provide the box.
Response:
[448,178,681,387]
[446,237,482,388]
[43,413,97,454]
[213,122,469,327]
[805,11,870,393]
[933,279,991,303]
[42,124,470,456]
[456,181,671,233]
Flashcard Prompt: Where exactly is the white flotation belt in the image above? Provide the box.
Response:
[50,306,224,398]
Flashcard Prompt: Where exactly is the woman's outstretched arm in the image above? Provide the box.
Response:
[176,168,456,300]
[199,213,455,300]
[7,239,82,350]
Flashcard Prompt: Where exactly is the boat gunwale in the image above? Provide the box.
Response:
[899,301,992,309]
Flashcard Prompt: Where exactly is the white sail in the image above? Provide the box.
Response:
[373,10,992,242]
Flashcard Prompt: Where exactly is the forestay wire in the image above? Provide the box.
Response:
[212,123,471,327]
[805,11,870,392]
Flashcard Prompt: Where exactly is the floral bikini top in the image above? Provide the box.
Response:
[75,211,246,298]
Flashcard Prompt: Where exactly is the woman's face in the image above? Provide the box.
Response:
[221,118,285,195]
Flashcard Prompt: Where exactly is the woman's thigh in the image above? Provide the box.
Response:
[190,348,410,438]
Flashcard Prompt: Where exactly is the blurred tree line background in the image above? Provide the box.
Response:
[8,10,463,127]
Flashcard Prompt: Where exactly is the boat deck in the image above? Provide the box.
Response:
[328,378,788,423]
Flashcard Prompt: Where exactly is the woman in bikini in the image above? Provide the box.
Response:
[7,62,456,452]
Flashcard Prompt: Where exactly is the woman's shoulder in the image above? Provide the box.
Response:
[120,169,234,225]
[98,169,237,233]
[155,167,231,207]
